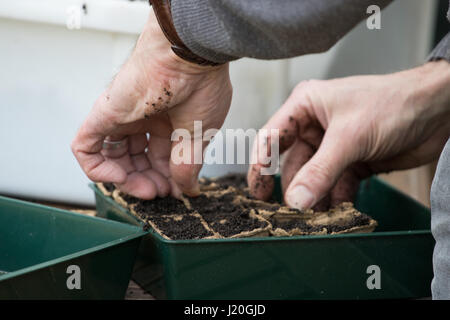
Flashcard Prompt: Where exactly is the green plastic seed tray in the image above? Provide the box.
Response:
[0,195,146,299]
[91,177,434,299]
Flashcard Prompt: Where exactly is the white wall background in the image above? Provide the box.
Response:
[0,0,439,205]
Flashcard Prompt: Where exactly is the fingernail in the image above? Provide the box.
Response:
[286,185,315,210]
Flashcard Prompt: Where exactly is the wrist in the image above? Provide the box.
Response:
[139,10,224,75]
[148,0,222,68]
[413,60,450,121]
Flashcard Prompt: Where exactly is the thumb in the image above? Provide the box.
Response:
[169,136,204,197]
[284,128,355,210]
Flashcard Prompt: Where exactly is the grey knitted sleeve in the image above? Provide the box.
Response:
[429,33,450,62]
[170,0,392,63]
[429,1,450,301]
[428,2,450,62]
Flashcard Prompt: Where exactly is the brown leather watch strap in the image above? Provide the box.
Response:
[149,0,221,66]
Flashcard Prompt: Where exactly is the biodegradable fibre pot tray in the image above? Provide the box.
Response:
[92,175,434,299]
[0,195,146,299]
[98,175,376,240]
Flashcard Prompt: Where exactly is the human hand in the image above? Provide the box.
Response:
[71,11,232,199]
[248,60,450,210]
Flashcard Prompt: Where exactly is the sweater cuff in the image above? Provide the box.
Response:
[428,33,450,62]
[170,0,238,64]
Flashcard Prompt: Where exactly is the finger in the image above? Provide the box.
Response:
[168,178,183,199]
[330,167,360,207]
[147,136,182,198]
[297,126,332,211]
[164,66,231,197]
[169,137,204,196]
[71,102,127,183]
[282,139,331,211]
[144,116,180,197]
[312,195,331,212]
[281,122,325,194]
[285,127,355,210]
[281,140,314,194]
[142,169,170,197]
[129,133,170,197]
[146,128,172,178]
[247,129,281,200]
[128,133,148,155]
[129,152,171,198]
[101,136,128,159]
[170,162,202,196]
[103,136,160,200]
[103,152,155,199]
[247,165,275,201]
[248,100,302,200]
[115,171,158,200]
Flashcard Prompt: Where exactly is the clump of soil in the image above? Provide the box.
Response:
[97,173,377,240]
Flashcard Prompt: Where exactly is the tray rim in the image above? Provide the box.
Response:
[90,177,432,246]
[0,195,146,282]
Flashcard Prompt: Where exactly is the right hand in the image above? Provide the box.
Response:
[248,60,450,210]
[71,11,232,200]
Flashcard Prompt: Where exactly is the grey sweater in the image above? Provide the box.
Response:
[170,1,450,299]
[171,0,450,63]
[429,2,450,300]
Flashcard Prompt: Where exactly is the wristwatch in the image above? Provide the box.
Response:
[149,0,221,66]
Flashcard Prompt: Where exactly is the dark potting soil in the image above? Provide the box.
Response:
[119,192,140,205]
[188,193,238,215]
[107,172,375,240]
[200,173,280,203]
[205,210,268,237]
[188,193,268,236]
[200,173,248,190]
[271,219,323,234]
[147,215,214,240]
[241,201,281,211]
[103,182,115,192]
[133,196,192,217]
[271,213,372,234]
[320,214,372,233]
[214,173,248,189]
